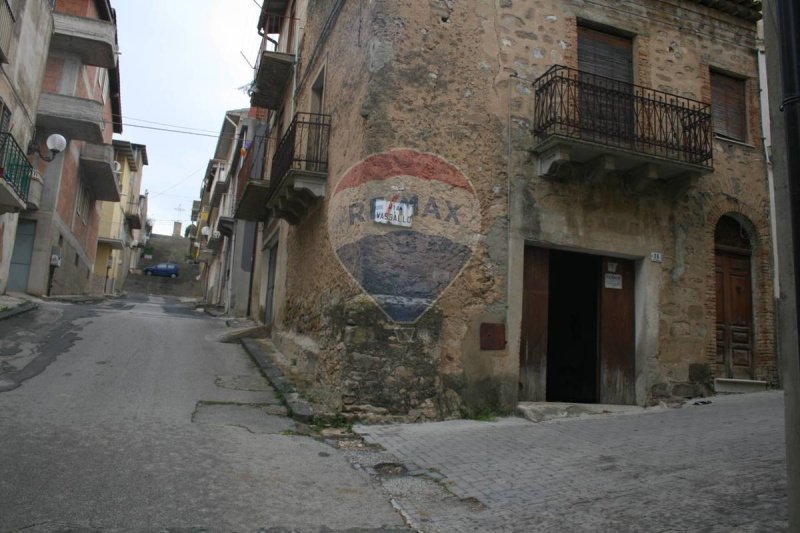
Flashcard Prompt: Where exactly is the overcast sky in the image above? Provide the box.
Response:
[114,0,263,236]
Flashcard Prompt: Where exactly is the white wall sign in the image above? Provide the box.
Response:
[373,198,413,228]
[604,273,623,290]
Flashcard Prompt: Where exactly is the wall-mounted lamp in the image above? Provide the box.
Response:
[28,133,67,162]
[112,161,122,174]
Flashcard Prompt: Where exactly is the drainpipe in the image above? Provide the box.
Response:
[774,1,800,530]
[756,24,780,298]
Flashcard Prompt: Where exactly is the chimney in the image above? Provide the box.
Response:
[173,221,182,237]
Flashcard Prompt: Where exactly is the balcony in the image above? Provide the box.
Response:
[191,200,201,222]
[27,169,43,211]
[236,179,271,221]
[0,0,15,64]
[0,133,31,213]
[532,65,713,181]
[51,12,117,68]
[250,50,294,110]
[266,113,331,225]
[208,160,228,208]
[80,143,120,201]
[37,92,105,143]
[125,201,143,230]
[250,14,296,110]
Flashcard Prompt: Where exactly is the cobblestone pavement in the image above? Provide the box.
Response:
[355,391,787,532]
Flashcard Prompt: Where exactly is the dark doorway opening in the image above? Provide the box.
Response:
[519,246,636,405]
[546,250,601,403]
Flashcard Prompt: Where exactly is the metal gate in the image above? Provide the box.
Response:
[8,219,35,292]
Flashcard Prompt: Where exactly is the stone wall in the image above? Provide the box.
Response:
[267,0,776,419]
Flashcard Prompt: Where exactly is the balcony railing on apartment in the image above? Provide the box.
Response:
[270,112,331,188]
[125,200,142,229]
[259,13,297,55]
[0,132,32,202]
[265,112,331,224]
[532,65,713,169]
[0,0,16,63]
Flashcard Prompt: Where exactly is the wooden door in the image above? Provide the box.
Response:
[578,26,634,141]
[599,257,636,404]
[264,241,278,325]
[519,247,549,401]
[715,251,754,379]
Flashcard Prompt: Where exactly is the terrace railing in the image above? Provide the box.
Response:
[533,65,713,169]
[0,132,32,202]
[270,112,331,190]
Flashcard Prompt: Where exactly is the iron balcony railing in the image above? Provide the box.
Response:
[0,132,32,202]
[270,112,331,189]
[0,0,16,62]
[533,65,713,168]
[258,13,298,56]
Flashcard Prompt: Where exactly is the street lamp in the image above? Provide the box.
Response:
[27,132,67,162]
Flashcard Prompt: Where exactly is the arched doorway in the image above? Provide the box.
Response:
[714,215,755,380]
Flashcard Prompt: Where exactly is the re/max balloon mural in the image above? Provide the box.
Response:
[328,149,481,323]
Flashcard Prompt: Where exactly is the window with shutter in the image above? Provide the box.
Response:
[578,26,634,141]
[711,71,746,142]
[0,98,10,133]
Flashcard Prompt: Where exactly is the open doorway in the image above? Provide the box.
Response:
[519,246,636,404]
[546,250,601,402]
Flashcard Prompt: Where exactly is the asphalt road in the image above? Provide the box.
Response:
[0,295,405,532]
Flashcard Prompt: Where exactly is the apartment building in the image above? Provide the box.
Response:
[195,108,265,313]
[0,0,55,294]
[10,0,122,296]
[92,139,147,294]
[235,0,772,418]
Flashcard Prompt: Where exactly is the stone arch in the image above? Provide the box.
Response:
[703,198,776,384]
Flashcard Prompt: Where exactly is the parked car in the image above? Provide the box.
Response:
[143,263,179,278]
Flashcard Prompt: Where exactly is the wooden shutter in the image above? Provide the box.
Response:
[578,26,633,83]
[578,26,634,140]
[0,99,10,133]
[711,71,746,141]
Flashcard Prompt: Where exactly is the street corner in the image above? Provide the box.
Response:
[0,295,39,321]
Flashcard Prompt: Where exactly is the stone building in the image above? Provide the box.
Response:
[236,0,773,418]
[11,0,123,296]
[0,0,55,294]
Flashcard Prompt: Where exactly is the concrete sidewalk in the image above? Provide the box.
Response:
[0,293,39,321]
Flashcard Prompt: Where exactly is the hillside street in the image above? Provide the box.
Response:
[0,295,789,532]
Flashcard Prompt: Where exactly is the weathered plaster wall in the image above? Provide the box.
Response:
[268,0,775,419]
[499,0,775,400]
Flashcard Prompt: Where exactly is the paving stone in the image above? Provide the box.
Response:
[355,392,788,532]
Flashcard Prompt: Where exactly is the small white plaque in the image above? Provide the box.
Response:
[604,273,623,290]
[373,199,413,228]
[650,252,663,263]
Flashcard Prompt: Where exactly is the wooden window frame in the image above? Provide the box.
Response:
[711,70,747,142]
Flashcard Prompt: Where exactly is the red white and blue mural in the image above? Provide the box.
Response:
[329,149,481,323]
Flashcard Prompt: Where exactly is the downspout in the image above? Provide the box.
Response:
[757,23,780,298]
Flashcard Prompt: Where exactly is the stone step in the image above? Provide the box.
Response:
[516,402,647,423]
[714,378,768,394]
